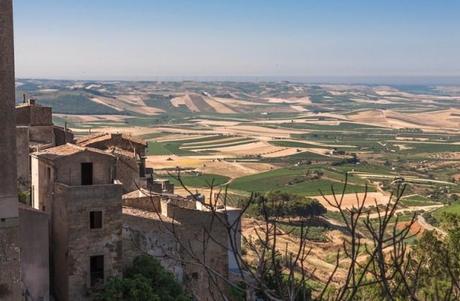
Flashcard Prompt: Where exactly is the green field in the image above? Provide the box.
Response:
[146,135,259,155]
[230,167,373,196]
[166,173,231,188]
[433,203,460,219]
[182,138,255,150]
[147,141,174,155]
[400,195,439,207]
[269,140,329,149]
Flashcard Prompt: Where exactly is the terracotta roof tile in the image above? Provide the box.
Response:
[32,143,113,161]
[76,132,147,147]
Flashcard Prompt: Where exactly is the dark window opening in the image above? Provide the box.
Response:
[90,211,103,229]
[138,157,146,178]
[81,162,93,186]
[90,255,104,287]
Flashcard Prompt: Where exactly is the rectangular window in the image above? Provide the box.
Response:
[81,162,93,185]
[90,211,103,229]
[90,255,104,287]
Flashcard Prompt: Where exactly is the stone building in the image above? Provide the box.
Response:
[16,99,74,148]
[122,189,241,300]
[15,99,74,195]
[31,144,123,301]
[77,133,148,193]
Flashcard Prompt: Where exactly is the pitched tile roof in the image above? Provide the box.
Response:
[32,143,113,161]
[76,132,147,147]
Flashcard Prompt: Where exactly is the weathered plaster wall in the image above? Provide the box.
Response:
[19,206,50,301]
[30,157,53,212]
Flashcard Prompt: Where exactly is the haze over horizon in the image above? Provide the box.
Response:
[13,0,460,82]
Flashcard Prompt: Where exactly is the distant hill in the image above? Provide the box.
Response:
[15,79,460,117]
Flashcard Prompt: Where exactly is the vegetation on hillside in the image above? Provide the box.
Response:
[95,255,190,301]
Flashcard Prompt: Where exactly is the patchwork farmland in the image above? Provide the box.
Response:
[21,79,460,281]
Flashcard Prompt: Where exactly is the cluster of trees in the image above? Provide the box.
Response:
[429,186,459,204]
[245,191,327,219]
[95,256,190,301]
[331,153,360,166]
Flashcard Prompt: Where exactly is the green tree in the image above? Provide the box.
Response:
[249,191,327,219]
[96,255,191,301]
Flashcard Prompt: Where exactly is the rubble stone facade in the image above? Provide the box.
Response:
[31,145,123,301]
[122,190,238,300]
[53,183,123,301]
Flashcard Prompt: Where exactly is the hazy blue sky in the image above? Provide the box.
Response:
[13,0,460,80]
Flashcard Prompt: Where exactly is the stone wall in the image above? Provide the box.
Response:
[16,105,52,127]
[53,126,74,146]
[0,221,21,301]
[116,155,141,193]
[29,126,54,144]
[19,206,50,301]
[122,208,183,280]
[16,126,30,193]
[124,202,231,301]
[54,151,115,186]
[122,194,161,212]
[172,207,230,300]
[53,183,123,301]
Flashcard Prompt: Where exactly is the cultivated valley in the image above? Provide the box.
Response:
[17,79,460,288]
